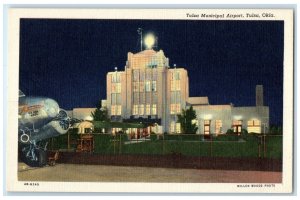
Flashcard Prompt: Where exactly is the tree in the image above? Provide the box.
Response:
[177,106,198,134]
[91,101,110,122]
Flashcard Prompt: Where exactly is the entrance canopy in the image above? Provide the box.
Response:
[73,121,94,134]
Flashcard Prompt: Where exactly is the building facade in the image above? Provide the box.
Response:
[82,49,269,135]
[104,49,189,134]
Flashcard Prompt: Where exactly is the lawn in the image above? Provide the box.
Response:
[50,133,282,159]
[94,134,282,159]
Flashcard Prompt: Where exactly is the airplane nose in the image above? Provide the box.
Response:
[44,98,60,118]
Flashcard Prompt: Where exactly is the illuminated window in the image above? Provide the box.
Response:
[152,81,157,92]
[139,105,144,115]
[133,105,139,115]
[171,80,180,91]
[145,81,151,92]
[215,120,222,134]
[176,104,181,113]
[152,104,157,115]
[176,123,181,133]
[204,120,211,135]
[247,120,261,133]
[111,105,116,115]
[170,104,176,114]
[232,120,242,134]
[233,120,242,125]
[170,104,180,114]
[170,122,175,133]
[146,104,151,115]
[112,73,120,83]
[116,105,122,116]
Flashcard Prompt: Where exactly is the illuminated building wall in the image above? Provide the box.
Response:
[106,49,189,133]
[103,49,269,134]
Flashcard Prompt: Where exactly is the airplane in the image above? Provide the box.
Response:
[18,90,74,167]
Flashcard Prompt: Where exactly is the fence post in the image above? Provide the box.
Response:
[113,135,116,154]
[263,135,266,158]
[162,134,165,155]
[210,136,213,157]
[119,134,122,154]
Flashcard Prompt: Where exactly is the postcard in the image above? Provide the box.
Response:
[6,8,293,193]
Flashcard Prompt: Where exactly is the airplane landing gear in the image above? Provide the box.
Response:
[19,142,47,167]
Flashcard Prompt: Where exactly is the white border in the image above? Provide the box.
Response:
[6,8,294,193]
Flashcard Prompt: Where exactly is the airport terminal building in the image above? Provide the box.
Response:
[97,49,269,135]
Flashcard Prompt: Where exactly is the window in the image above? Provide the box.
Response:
[111,93,116,104]
[176,123,181,133]
[233,120,242,125]
[171,80,180,91]
[171,80,175,91]
[139,105,144,115]
[171,92,181,104]
[112,73,120,83]
[133,82,139,92]
[215,120,222,134]
[170,122,175,133]
[152,81,157,92]
[133,70,139,82]
[146,70,152,80]
[116,105,122,116]
[111,105,116,115]
[133,105,139,115]
[170,104,181,114]
[139,82,144,92]
[176,80,180,91]
[145,81,151,92]
[176,104,181,113]
[170,104,176,114]
[112,83,121,93]
[140,72,145,81]
[247,120,261,133]
[171,71,180,80]
[232,120,242,134]
[146,104,151,115]
[152,104,157,115]
[204,120,211,135]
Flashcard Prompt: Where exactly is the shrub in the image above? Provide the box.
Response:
[215,134,239,141]
[226,129,234,134]
[150,134,157,141]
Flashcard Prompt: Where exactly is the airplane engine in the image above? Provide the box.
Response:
[30,109,70,142]
[19,109,70,144]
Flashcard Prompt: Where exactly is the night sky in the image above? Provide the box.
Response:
[19,19,284,126]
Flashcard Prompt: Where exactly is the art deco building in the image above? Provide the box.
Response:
[105,49,188,134]
[101,48,269,135]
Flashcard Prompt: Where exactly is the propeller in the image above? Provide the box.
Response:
[54,109,82,130]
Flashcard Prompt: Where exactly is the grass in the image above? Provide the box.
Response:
[51,133,282,159]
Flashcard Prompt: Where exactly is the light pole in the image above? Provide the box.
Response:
[137,28,143,52]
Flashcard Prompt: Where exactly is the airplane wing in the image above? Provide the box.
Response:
[19,90,25,97]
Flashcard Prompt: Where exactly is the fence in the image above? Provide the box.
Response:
[49,133,282,159]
